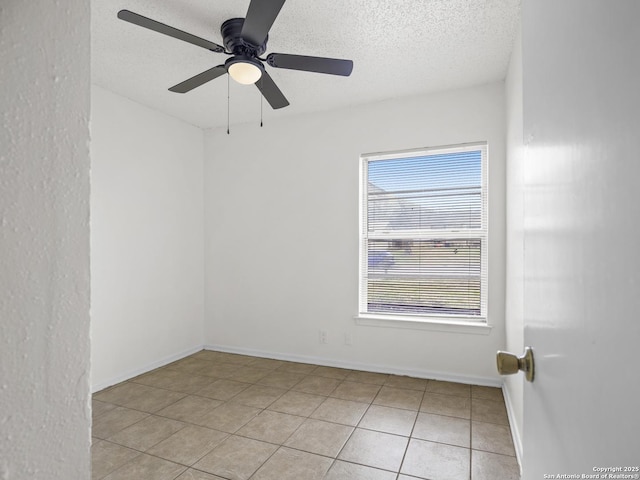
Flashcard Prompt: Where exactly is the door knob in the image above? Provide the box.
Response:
[496,347,535,382]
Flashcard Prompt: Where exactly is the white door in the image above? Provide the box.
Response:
[522,1,640,478]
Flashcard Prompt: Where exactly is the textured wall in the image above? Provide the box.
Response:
[0,2,91,479]
[91,86,205,391]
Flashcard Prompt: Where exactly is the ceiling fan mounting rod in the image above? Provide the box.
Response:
[220,18,267,57]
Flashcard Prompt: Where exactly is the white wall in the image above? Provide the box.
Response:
[204,82,506,383]
[504,26,525,462]
[0,2,91,478]
[91,86,205,390]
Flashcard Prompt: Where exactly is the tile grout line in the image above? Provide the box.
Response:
[470,417,474,480]
[396,382,428,478]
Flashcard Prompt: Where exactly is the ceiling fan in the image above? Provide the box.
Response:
[117,0,354,109]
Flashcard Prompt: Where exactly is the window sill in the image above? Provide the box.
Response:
[354,314,492,335]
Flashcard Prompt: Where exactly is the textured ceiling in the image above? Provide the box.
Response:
[92,0,521,129]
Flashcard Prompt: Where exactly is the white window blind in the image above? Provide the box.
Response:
[359,143,488,321]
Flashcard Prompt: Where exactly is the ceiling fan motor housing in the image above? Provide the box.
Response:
[221,18,267,56]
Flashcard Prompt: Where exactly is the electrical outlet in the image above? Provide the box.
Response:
[319,330,328,344]
[345,333,353,346]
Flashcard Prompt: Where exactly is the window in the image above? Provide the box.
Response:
[359,143,488,323]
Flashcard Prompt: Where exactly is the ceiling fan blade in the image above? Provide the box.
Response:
[267,53,353,76]
[256,71,289,109]
[169,65,227,93]
[241,0,286,47]
[117,10,225,53]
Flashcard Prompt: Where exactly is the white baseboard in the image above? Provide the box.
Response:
[502,383,524,475]
[203,343,502,387]
[92,342,503,393]
[91,344,204,393]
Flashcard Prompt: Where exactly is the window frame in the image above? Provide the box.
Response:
[357,142,490,331]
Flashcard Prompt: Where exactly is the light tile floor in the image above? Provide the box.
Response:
[92,350,520,480]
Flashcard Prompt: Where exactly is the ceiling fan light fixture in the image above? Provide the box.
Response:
[227,57,263,85]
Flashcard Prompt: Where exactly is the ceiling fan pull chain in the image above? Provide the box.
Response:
[227,74,230,135]
[260,77,263,128]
